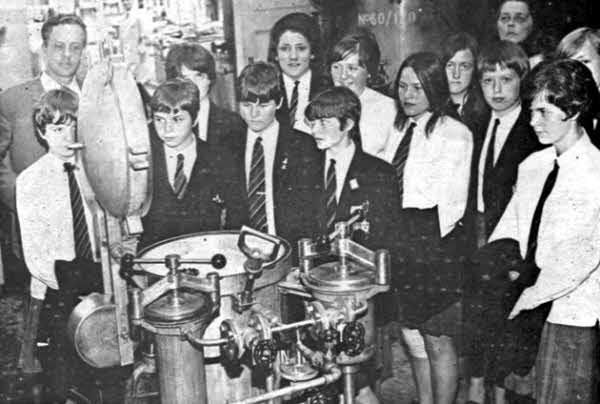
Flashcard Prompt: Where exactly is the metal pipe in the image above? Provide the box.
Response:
[230,363,342,404]
[185,335,229,346]
[270,319,316,334]
[342,367,356,404]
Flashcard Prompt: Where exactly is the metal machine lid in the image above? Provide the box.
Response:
[144,290,211,323]
[304,261,372,290]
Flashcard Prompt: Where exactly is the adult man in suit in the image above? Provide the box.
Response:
[164,43,244,151]
[140,78,248,249]
[231,62,322,253]
[305,85,401,404]
[0,14,87,211]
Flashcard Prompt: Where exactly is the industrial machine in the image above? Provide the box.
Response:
[65,42,391,404]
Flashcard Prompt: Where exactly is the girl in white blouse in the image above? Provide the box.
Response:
[328,29,396,159]
[385,52,473,404]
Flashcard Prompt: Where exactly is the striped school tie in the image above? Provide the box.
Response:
[248,137,268,232]
[173,153,187,199]
[392,122,416,204]
[289,80,299,125]
[325,159,337,230]
[64,163,93,260]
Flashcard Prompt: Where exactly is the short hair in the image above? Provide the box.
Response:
[267,12,322,71]
[478,40,529,80]
[555,27,600,59]
[41,14,87,46]
[524,59,600,126]
[237,62,282,104]
[327,28,381,84]
[393,52,450,136]
[150,78,200,122]
[165,43,217,84]
[305,86,361,140]
[33,88,78,138]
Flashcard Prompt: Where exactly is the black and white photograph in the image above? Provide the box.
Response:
[0,1,599,403]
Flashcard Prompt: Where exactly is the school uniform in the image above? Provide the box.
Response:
[140,134,248,249]
[230,119,322,251]
[16,153,104,401]
[491,133,600,402]
[276,70,330,134]
[358,87,397,159]
[382,112,473,334]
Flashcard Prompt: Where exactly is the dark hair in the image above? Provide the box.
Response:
[267,12,322,72]
[150,78,200,122]
[165,43,216,85]
[556,27,600,59]
[33,88,79,137]
[393,52,450,136]
[478,40,529,80]
[237,62,282,104]
[305,86,361,140]
[327,28,381,84]
[41,14,87,46]
[441,32,480,102]
[524,59,600,126]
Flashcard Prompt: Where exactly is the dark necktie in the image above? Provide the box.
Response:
[289,80,299,125]
[173,153,187,200]
[325,159,337,230]
[392,122,416,204]
[483,118,501,201]
[248,137,268,233]
[64,163,93,260]
[525,161,559,263]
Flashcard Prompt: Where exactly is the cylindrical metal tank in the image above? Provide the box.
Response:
[144,290,214,404]
[138,231,292,404]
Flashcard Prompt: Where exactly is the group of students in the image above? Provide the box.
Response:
[4,3,600,404]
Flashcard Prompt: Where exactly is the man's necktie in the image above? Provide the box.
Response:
[392,122,416,204]
[289,80,299,125]
[173,153,187,200]
[64,163,93,260]
[325,159,337,230]
[525,161,559,263]
[483,118,501,202]
[248,137,268,233]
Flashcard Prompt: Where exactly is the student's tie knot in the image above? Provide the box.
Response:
[63,162,76,172]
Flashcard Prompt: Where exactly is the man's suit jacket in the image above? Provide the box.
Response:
[317,146,401,255]
[0,78,46,210]
[140,135,248,249]
[275,72,330,126]
[230,121,322,250]
[475,109,542,239]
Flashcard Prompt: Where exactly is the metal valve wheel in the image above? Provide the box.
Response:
[341,321,365,356]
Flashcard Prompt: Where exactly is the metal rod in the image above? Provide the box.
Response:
[230,364,342,404]
[186,336,229,346]
[270,319,316,334]
[343,369,355,404]
[133,257,213,265]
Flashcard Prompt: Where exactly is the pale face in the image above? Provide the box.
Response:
[446,49,475,97]
[308,117,352,151]
[180,65,211,101]
[497,1,533,44]
[397,67,430,119]
[330,53,368,96]
[530,92,578,153]
[153,110,195,151]
[42,122,76,159]
[43,24,86,84]
[571,40,600,89]
[276,30,312,80]
[239,100,279,133]
[480,66,521,115]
